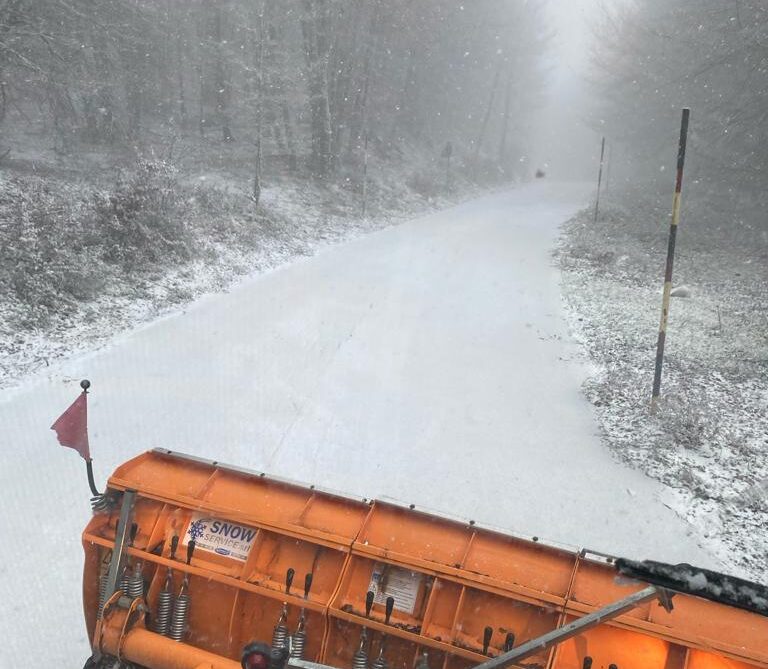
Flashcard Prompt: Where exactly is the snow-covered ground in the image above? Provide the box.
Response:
[0,182,716,666]
[558,203,768,582]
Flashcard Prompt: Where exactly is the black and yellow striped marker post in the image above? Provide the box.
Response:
[594,136,606,223]
[651,108,690,413]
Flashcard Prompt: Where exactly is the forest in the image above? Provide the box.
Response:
[0,0,547,191]
[590,0,768,236]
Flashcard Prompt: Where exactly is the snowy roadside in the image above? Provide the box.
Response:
[557,201,768,581]
[0,167,490,394]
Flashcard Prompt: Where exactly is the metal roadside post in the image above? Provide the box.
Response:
[594,136,606,222]
[651,108,690,413]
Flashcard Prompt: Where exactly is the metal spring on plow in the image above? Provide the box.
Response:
[274,567,295,654]
[127,562,144,599]
[290,571,313,660]
[352,635,369,669]
[169,580,190,642]
[153,573,173,636]
[290,621,307,660]
[352,590,374,669]
[119,566,130,597]
[371,595,394,669]
[98,572,109,618]
[372,646,388,669]
[272,604,289,651]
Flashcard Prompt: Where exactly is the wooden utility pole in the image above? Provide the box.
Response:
[651,108,690,412]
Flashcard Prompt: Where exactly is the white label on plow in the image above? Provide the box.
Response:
[368,562,423,615]
[183,513,258,561]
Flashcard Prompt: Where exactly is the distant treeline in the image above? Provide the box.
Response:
[0,0,547,194]
[591,0,768,231]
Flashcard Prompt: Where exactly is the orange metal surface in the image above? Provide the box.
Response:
[83,450,768,669]
[100,616,241,669]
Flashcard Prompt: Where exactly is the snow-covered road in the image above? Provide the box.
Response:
[0,182,714,666]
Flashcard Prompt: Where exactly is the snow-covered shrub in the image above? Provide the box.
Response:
[0,161,206,328]
[407,171,439,199]
[656,390,722,452]
[187,183,249,244]
[95,159,192,269]
[566,243,617,271]
[0,177,104,326]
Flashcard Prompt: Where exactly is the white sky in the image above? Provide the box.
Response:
[532,0,607,178]
[548,0,609,62]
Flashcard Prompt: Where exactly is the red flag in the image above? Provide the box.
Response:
[51,391,90,461]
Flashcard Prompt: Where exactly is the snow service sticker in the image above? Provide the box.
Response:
[183,513,258,561]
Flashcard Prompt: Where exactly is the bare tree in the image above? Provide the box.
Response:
[300,0,333,178]
[0,0,550,188]
[252,0,266,202]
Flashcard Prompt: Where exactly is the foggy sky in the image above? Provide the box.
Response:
[533,0,605,180]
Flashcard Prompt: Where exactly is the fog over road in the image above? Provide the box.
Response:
[1,182,715,666]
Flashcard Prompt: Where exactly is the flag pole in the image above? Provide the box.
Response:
[51,378,102,498]
[79,379,101,496]
[86,459,100,497]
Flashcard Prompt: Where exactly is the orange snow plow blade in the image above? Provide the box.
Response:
[82,450,768,669]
